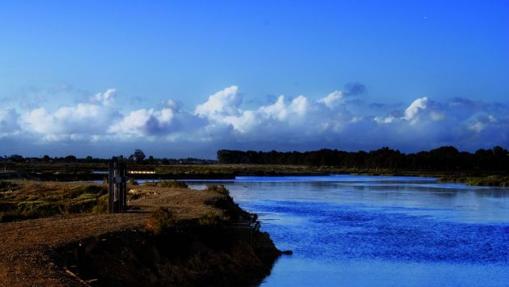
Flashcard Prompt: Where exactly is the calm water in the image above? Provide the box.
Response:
[187,175,509,287]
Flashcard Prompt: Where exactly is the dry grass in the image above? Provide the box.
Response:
[0,181,108,222]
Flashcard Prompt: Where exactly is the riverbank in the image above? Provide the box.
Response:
[0,182,282,286]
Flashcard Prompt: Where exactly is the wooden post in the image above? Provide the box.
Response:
[108,157,127,213]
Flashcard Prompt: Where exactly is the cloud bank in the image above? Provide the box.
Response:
[1,86,508,157]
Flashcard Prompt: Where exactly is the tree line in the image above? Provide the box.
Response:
[217,146,509,172]
[0,149,215,165]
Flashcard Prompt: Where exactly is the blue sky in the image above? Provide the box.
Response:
[0,1,508,158]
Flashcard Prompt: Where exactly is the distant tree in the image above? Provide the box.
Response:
[129,149,146,162]
[64,155,77,162]
[8,154,24,162]
[146,155,156,164]
[42,155,51,162]
[216,146,509,173]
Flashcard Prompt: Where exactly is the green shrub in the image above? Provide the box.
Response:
[92,194,109,213]
[198,211,221,225]
[64,185,107,199]
[67,193,98,213]
[76,193,98,200]
[16,200,62,218]
[206,185,230,196]
[465,175,509,187]
[77,185,107,195]
[154,180,188,189]
[146,207,176,234]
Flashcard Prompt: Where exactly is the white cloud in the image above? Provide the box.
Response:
[404,97,428,122]
[195,85,240,119]
[108,107,175,137]
[374,115,396,124]
[289,95,309,116]
[21,89,118,141]
[318,90,343,108]
[259,96,288,121]
[197,93,312,135]
[22,103,112,138]
[257,95,309,123]
[91,89,116,106]
[468,114,498,133]
[2,86,508,154]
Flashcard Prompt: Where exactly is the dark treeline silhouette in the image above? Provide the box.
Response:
[0,153,215,165]
[217,146,509,172]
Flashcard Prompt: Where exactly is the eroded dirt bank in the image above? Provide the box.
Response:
[56,220,279,287]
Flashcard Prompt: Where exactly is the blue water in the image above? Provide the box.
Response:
[187,175,509,286]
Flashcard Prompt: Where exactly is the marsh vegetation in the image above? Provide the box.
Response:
[0,181,108,222]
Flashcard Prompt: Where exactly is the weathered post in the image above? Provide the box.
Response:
[108,157,127,213]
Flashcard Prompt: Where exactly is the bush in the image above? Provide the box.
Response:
[466,175,509,187]
[92,194,109,213]
[16,200,62,218]
[198,211,221,225]
[147,180,188,189]
[65,185,107,199]
[67,193,98,213]
[146,207,176,234]
[206,185,230,196]
[75,185,107,194]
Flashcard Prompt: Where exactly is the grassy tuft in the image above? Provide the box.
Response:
[145,207,176,234]
[144,180,188,189]
[0,182,109,222]
[205,185,230,196]
[92,194,109,213]
[197,211,221,225]
[16,200,62,219]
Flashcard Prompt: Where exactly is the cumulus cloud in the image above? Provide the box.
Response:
[2,86,508,155]
[196,93,314,136]
[260,95,309,120]
[318,91,343,109]
[19,88,122,142]
[22,102,116,141]
[109,107,175,137]
[195,86,240,119]
[404,97,428,122]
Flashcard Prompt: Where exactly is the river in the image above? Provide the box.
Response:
[186,175,509,287]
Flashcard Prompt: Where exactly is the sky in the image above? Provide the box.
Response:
[0,0,508,158]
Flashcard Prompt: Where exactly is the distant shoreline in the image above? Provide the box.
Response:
[1,163,508,187]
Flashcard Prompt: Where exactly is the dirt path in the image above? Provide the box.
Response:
[0,186,221,286]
